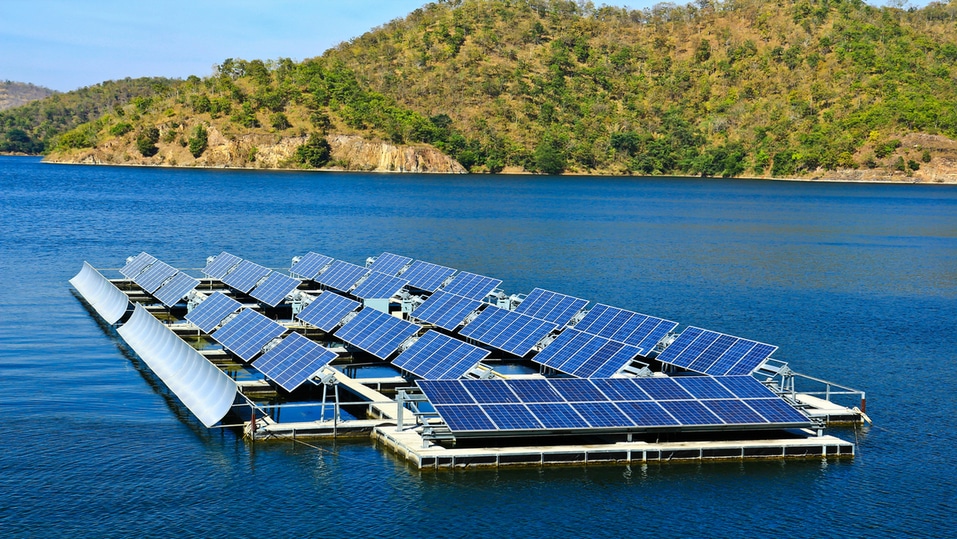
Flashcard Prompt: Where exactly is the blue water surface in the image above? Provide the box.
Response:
[1,156,955,538]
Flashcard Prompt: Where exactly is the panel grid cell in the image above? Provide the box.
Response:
[632,377,695,400]
[289,252,333,280]
[296,291,360,332]
[153,271,200,307]
[351,271,409,299]
[484,404,543,430]
[532,329,640,378]
[250,272,300,307]
[459,307,557,357]
[572,402,635,428]
[462,379,521,404]
[399,260,457,292]
[134,260,179,293]
[659,400,724,425]
[548,378,609,402]
[439,272,502,300]
[411,291,483,331]
[392,330,489,380]
[253,332,337,392]
[657,326,778,377]
[120,252,157,278]
[432,404,496,431]
[673,376,737,400]
[203,251,242,279]
[184,291,242,333]
[314,260,369,292]
[745,398,810,424]
[211,308,286,361]
[368,252,412,276]
[221,260,271,293]
[416,380,476,405]
[514,288,588,326]
[714,375,777,399]
[526,403,589,429]
[333,307,420,359]
[701,399,768,425]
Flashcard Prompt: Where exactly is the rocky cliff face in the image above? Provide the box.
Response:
[44,129,466,174]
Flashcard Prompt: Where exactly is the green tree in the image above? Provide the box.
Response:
[295,134,332,168]
[188,124,208,157]
[534,137,567,174]
[136,127,160,157]
[271,112,292,130]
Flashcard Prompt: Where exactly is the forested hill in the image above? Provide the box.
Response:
[0,82,55,112]
[324,0,957,179]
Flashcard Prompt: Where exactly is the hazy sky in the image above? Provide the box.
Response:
[1,0,921,92]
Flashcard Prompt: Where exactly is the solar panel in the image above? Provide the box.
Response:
[120,252,156,278]
[399,260,457,292]
[514,288,588,326]
[134,260,178,293]
[417,380,476,405]
[745,398,809,424]
[547,378,609,402]
[673,376,736,400]
[573,304,678,353]
[461,379,520,404]
[713,375,776,399]
[351,272,409,299]
[526,403,589,429]
[203,251,242,279]
[153,271,200,307]
[659,400,724,425]
[432,404,496,431]
[506,379,564,403]
[391,330,489,380]
[333,307,420,359]
[589,378,652,401]
[572,402,634,428]
[531,329,642,378]
[315,260,369,292]
[459,306,557,357]
[701,399,767,424]
[211,308,286,361]
[184,292,242,332]
[368,252,412,276]
[656,326,778,376]
[221,260,271,293]
[411,291,483,330]
[484,404,544,430]
[616,401,680,426]
[289,252,333,280]
[296,291,360,332]
[633,377,695,400]
[253,333,337,392]
[250,272,300,307]
[439,271,501,299]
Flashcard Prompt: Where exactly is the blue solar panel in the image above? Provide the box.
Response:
[253,332,337,392]
[432,404,496,431]
[221,260,271,293]
[574,303,678,353]
[120,252,156,278]
[461,379,520,404]
[633,377,695,400]
[134,260,178,293]
[351,271,409,299]
[702,399,768,424]
[211,308,286,361]
[673,376,736,399]
[417,380,476,404]
[333,307,420,359]
[459,307,557,357]
[714,375,776,399]
[184,291,242,332]
[297,291,360,332]
[392,330,489,379]
[399,260,456,292]
[532,329,641,378]
[315,260,369,292]
[484,404,543,430]
[616,401,680,426]
[203,251,242,279]
[439,271,501,299]
[589,378,652,401]
[656,327,778,376]
[659,400,724,425]
[250,272,300,307]
[526,403,589,429]
[289,252,333,280]
[548,378,608,402]
[506,379,564,403]
[411,291,483,330]
[153,271,200,307]
[368,252,412,276]
[572,402,635,428]
[514,288,588,326]
[745,398,809,424]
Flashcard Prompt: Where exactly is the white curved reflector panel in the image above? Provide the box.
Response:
[70,262,130,325]
[118,304,238,428]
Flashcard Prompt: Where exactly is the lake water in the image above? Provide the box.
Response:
[1,156,955,537]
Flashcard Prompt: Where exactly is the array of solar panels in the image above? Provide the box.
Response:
[120,252,199,307]
[418,376,810,435]
[655,327,777,377]
[203,252,301,307]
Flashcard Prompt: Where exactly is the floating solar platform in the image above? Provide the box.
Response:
[399,260,457,292]
[351,272,409,299]
[153,271,200,307]
[459,306,557,357]
[211,308,286,361]
[411,290,483,331]
[120,252,157,278]
[203,251,242,279]
[296,291,360,332]
[253,332,337,392]
[418,376,810,436]
[315,260,369,293]
[439,271,501,300]
[334,308,421,360]
[573,304,678,354]
[250,272,300,307]
[221,260,271,294]
[290,251,334,280]
[514,288,588,327]
[531,328,643,378]
[184,292,242,333]
[392,330,489,380]
[656,326,778,376]
[133,260,178,293]
[368,252,412,276]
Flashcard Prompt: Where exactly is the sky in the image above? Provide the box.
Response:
[0,0,925,92]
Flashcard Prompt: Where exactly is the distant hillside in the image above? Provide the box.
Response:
[0,82,55,111]
[0,77,178,154]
